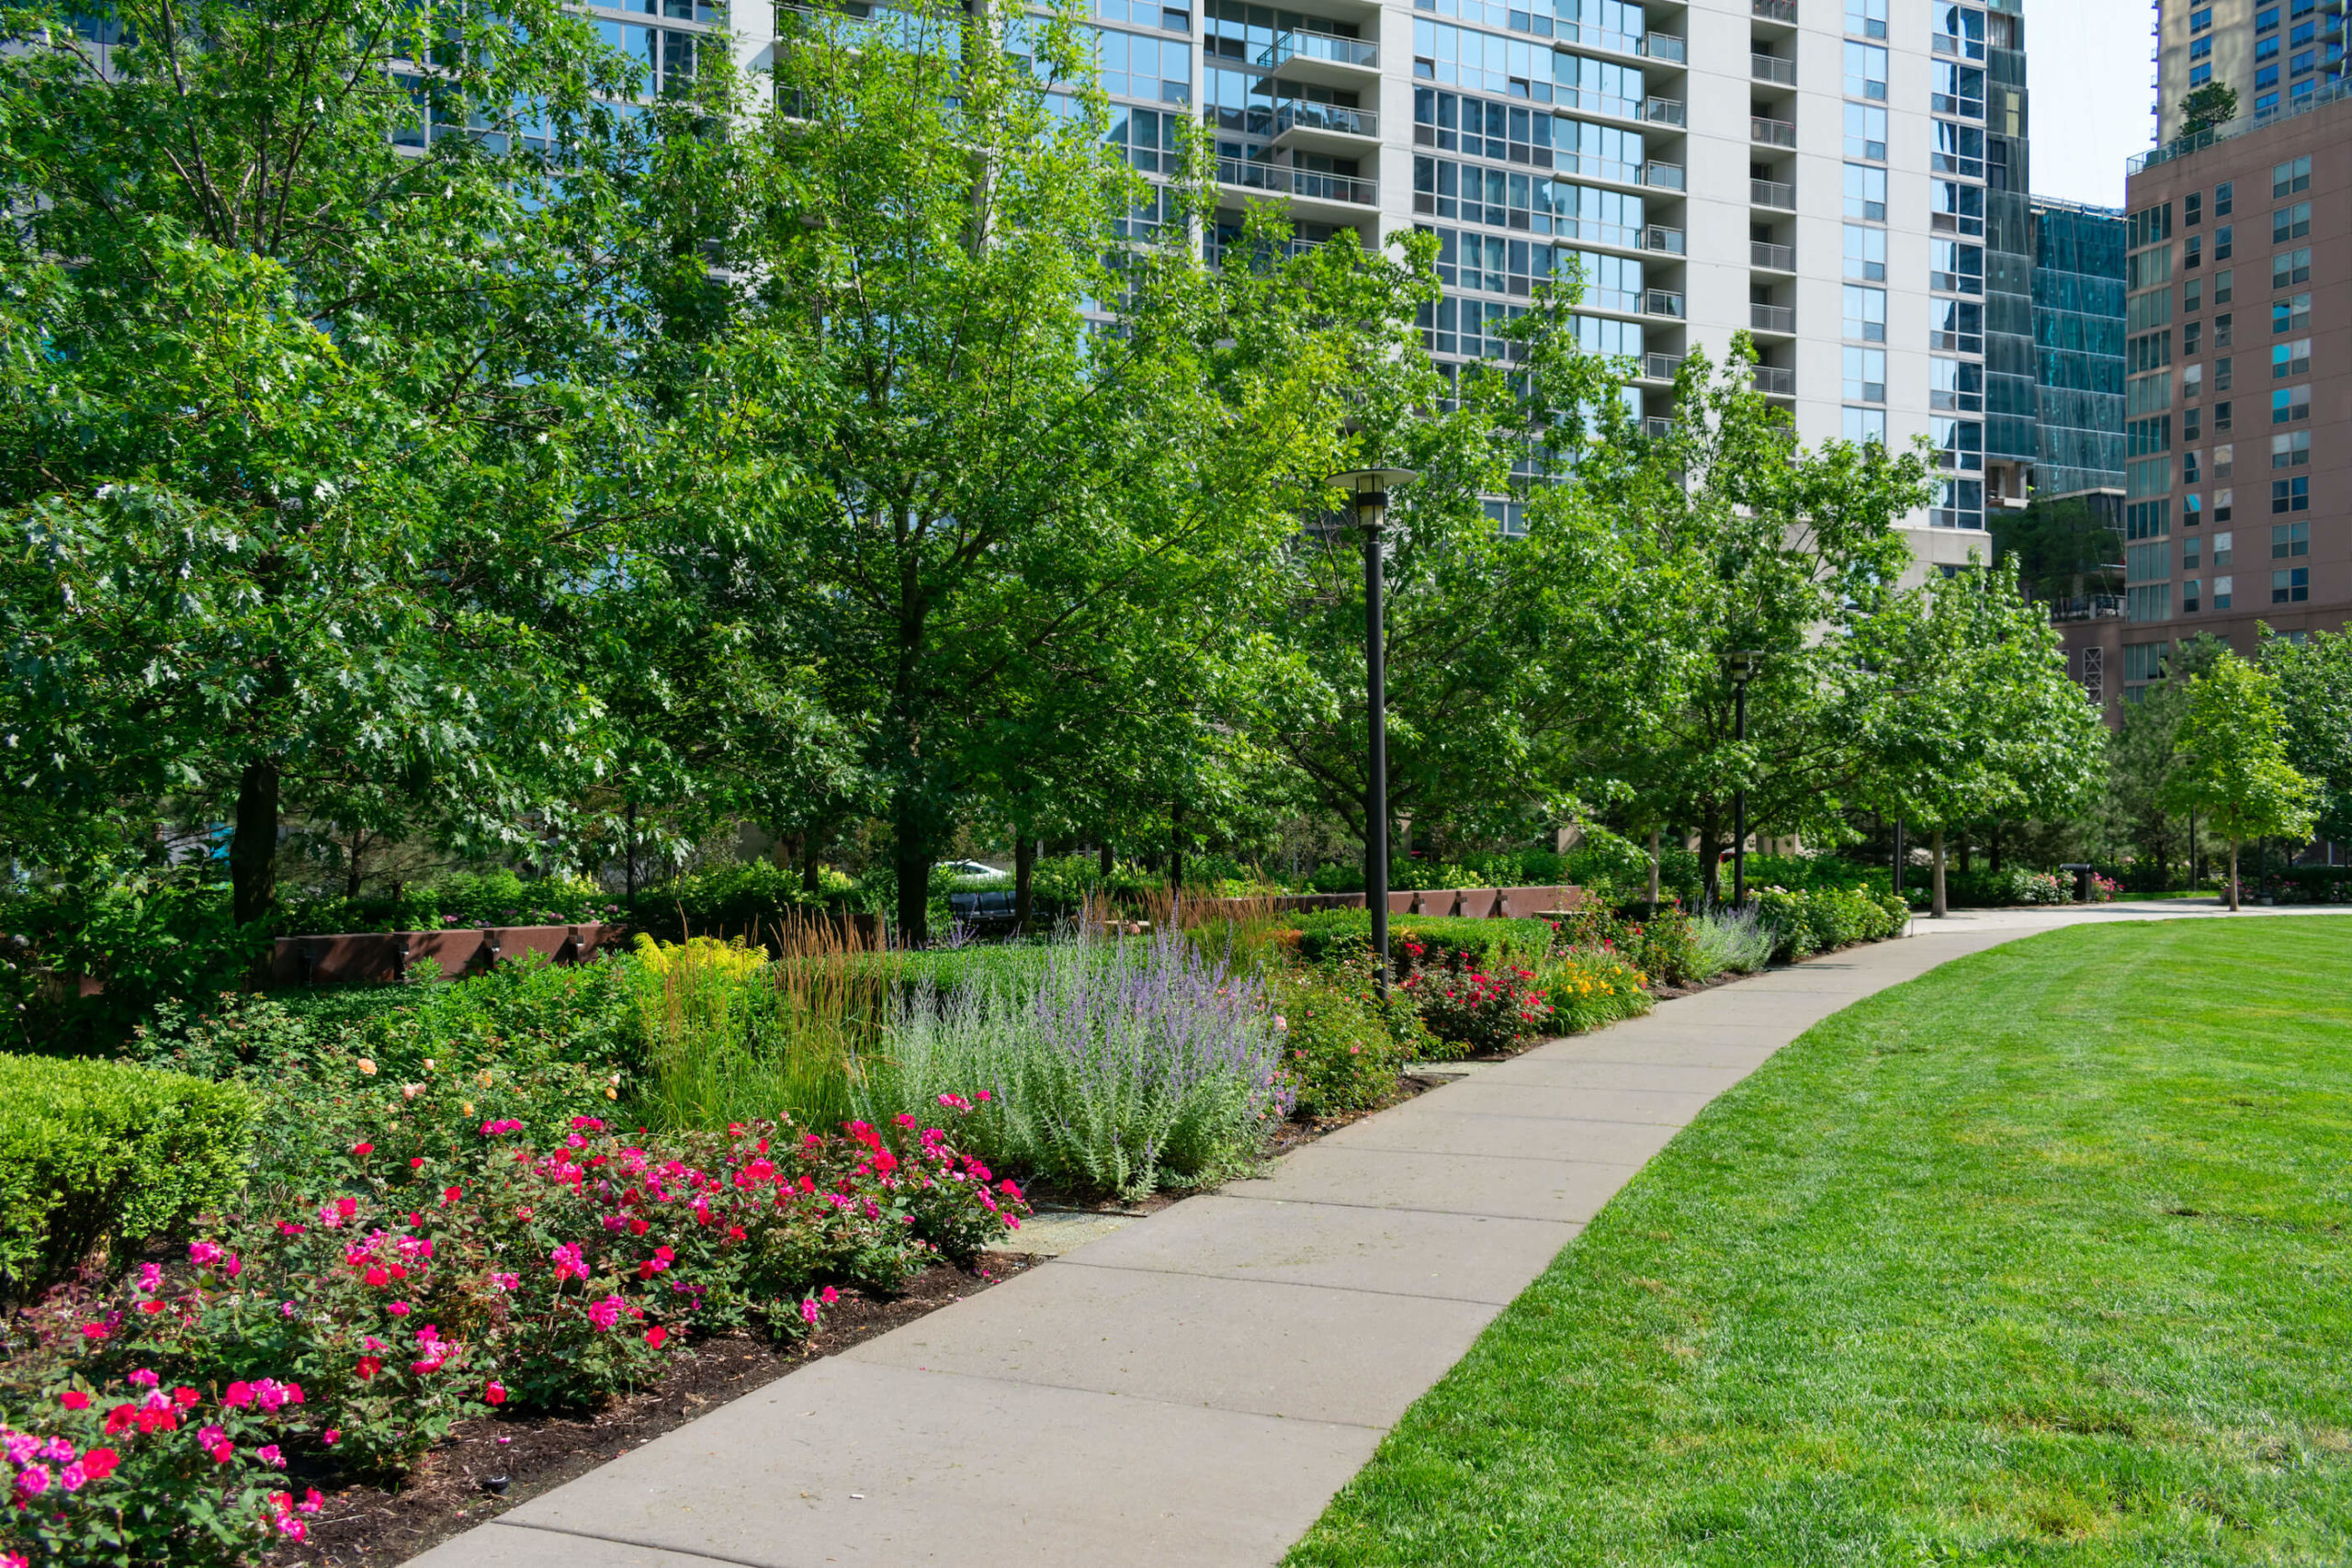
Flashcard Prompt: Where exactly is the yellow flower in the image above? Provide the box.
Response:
[462,1101,476,1117]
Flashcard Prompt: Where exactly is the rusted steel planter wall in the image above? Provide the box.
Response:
[269,922,632,987]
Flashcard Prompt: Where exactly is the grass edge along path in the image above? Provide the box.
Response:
[1286,918,2352,1567]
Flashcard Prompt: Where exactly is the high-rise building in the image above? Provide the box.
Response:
[2105,88,2348,705]
[2153,0,2346,145]
[2030,197,2128,503]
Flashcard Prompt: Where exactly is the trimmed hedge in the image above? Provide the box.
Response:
[1753,886,1910,962]
[0,1055,254,1297]
[1287,912,1558,971]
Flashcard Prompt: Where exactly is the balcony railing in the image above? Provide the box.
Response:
[1752,366,1796,396]
[1751,302,1795,333]
[1644,352,1681,381]
[1644,161,1685,189]
[1645,96,1686,125]
[1751,177,1796,209]
[1272,102,1380,139]
[1645,288,1685,318]
[1751,239,1795,270]
[1256,30,1378,70]
[1752,52,1796,85]
[1641,32,1687,62]
[1216,159,1376,206]
[2051,594,2127,623]
[1643,224,1686,254]
[1644,416,1677,440]
[1753,0,1798,20]
[1751,114,1796,147]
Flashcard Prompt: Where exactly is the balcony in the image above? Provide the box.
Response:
[1256,30,1378,72]
[1272,101,1380,147]
[1640,32,1687,62]
[1643,224,1686,254]
[2051,594,2127,623]
[1644,352,1681,381]
[1644,160,1685,189]
[1752,52,1796,85]
[1645,96,1686,125]
[1753,366,1796,397]
[1216,158,1376,208]
[1753,0,1798,19]
[1751,239,1796,270]
[1644,416,1677,440]
[1645,288,1686,318]
[1751,177,1796,209]
[1751,302,1795,333]
[1751,114,1796,148]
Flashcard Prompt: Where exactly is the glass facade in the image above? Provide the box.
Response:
[2030,200,2127,500]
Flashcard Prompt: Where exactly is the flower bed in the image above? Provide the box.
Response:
[1,1112,1023,1566]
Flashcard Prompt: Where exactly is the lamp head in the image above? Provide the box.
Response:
[1328,468,1419,520]
[1726,649,1764,682]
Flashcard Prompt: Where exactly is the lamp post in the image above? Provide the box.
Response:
[1727,651,1761,908]
[1329,467,1418,996]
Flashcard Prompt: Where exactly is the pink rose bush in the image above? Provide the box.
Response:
[1399,965,1554,1055]
[3,1109,1022,1564]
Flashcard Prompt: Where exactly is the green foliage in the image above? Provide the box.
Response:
[2263,629,2352,845]
[2180,80,2240,135]
[0,866,265,1054]
[1270,967,1422,1118]
[0,1055,254,1297]
[286,873,622,936]
[1287,912,1556,971]
[2162,652,2319,907]
[1752,885,1910,961]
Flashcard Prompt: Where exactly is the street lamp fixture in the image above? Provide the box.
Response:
[1726,650,1762,908]
[1330,467,1418,995]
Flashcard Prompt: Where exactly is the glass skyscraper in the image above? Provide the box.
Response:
[2030,197,2127,502]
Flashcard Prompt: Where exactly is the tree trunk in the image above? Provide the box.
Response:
[1013,835,1037,933]
[1170,800,1186,892]
[893,788,931,948]
[1931,829,1949,919]
[1698,806,1724,908]
[799,833,820,897]
[1647,827,1662,916]
[1099,840,1113,878]
[344,824,366,902]
[625,799,639,915]
[229,759,281,929]
[1957,832,1972,875]
[2228,838,2241,911]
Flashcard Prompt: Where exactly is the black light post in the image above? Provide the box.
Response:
[1331,467,1417,996]
[1728,651,1761,908]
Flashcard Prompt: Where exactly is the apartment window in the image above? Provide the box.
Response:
[1844,41,1889,99]
[1843,406,1888,444]
[2272,385,2311,423]
[2186,234,2204,268]
[2186,320,2204,355]
[1845,103,1889,162]
[1845,0,1887,39]
[2274,430,2311,467]
[1929,119,1984,179]
[2273,338,2312,378]
[1929,238,1983,294]
[2184,492,2204,526]
[2216,437,2235,473]
[1931,179,1985,236]
[2186,192,2204,228]
[2191,5,2212,30]
[1934,416,1984,471]
[2256,65,2281,91]
[2272,248,2311,288]
[2215,180,2233,217]
[2129,330,2174,374]
[2273,155,2312,197]
[2272,203,2312,243]
[2214,575,2234,609]
[1844,223,1888,281]
[2189,61,2214,87]
[2215,269,2233,306]
[2128,499,2171,541]
[2215,530,2235,566]
[2184,535,2203,570]
[2273,481,2311,517]
[2186,279,2205,314]
[1931,355,1984,412]
[2274,567,2310,603]
[2256,5,2281,31]
[2215,314,2233,349]
[2184,578,2202,614]
[2274,293,2311,333]
[2185,449,2203,484]
[2128,583,2174,623]
[1844,284,1887,342]
[2186,403,2205,441]
[2256,91,2280,113]
[1844,346,1888,402]
[1931,62,1985,118]
[1934,4,1985,59]
[1928,297,1982,354]
[1845,163,1889,220]
[2129,414,2174,457]
[2215,493,2234,527]
[2214,224,2233,261]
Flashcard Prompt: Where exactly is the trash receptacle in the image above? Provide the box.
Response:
[2060,863,2093,902]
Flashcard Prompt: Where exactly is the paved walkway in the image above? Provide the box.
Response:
[407,901,2345,1568]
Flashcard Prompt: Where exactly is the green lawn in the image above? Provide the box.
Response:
[1288,918,2352,1566]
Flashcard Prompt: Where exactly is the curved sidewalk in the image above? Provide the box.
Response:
[405,902,2339,1568]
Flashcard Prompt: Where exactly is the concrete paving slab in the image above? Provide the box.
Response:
[1468,1058,1753,1095]
[983,1209,1137,1257]
[841,1258,1499,1427]
[1518,1034,1783,1069]
[478,1358,1380,1568]
[1055,1193,1581,1305]
[1318,1105,1684,1166]
[1394,1078,1722,1126]
[1220,1141,1651,1224]
[401,1525,732,1568]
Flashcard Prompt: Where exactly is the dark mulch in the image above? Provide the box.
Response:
[263,1253,1044,1568]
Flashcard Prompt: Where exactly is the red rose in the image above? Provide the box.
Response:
[60,1390,91,1410]
[80,1448,119,1480]
[483,1381,506,1405]
[353,1142,374,1156]
[644,1325,668,1348]
[356,1357,381,1381]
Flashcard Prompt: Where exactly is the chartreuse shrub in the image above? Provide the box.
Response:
[1270,948,1435,1118]
[1753,884,1910,961]
[0,1055,254,1298]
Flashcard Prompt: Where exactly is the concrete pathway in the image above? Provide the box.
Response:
[405,901,2346,1568]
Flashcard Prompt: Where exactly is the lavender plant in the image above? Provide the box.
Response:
[854,930,1289,1199]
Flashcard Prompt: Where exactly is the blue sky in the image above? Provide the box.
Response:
[2029,0,2158,209]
